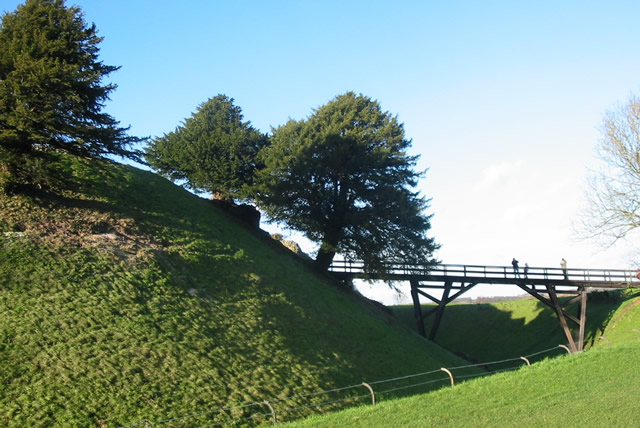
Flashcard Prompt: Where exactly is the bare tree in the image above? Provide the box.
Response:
[579,93,640,247]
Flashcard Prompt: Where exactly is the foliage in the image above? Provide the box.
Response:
[0,155,471,427]
[0,0,143,189]
[255,92,438,272]
[145,94,269,201]
[578,92,640,250]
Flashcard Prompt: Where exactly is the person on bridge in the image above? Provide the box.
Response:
[561,258,568,279]
[524,263,529,278]
[512,258,520,277]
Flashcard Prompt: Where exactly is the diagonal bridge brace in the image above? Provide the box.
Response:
[410,279,478,341]
[515,280,588,352]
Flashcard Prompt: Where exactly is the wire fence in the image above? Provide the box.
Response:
[119,344,572,427]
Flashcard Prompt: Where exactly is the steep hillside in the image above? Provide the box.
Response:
[0,156,474,427]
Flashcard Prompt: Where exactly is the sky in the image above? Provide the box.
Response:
[4,0,640,302]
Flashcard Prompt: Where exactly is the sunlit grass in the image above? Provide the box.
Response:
[282,341,640,428]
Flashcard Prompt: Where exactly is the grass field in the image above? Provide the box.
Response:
[1,156,478,427]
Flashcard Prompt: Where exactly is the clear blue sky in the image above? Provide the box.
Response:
[4,0,640,300]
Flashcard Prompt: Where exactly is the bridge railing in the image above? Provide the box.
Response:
[328,261,640,284]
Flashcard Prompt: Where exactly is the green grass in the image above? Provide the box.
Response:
[280,290,640,427]
[282,342,640,427]
[0,156,478,427]
[595,291,640,347]
[391,291,628,362]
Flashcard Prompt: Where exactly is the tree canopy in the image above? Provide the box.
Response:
[255,92,438,273]
[145,95,268,202]
[579,93,640,249]
[0,0,143,179]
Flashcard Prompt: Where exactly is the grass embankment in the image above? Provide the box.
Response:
[0,156,476,427]
[282,342,640,428]
[391,292,628,362]
[282,291,640,427]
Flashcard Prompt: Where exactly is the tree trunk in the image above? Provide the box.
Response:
[315,247,336,272]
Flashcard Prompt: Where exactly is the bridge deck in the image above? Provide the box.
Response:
[329,261,640,289]
[329,261,640,352]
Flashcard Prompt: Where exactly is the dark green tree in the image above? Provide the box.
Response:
[0,0,143,186]
[145,95,269,202]
[255,92,439,273]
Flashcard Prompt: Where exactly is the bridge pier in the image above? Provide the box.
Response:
[409,280,426,337]
[517,281,589,352]
[409,279,478,342]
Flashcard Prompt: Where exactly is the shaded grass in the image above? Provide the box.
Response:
[390,292,627,363]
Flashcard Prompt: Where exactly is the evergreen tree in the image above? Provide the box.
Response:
[0,0,143,187]
[145,95,268,202]
[255,92,439,273]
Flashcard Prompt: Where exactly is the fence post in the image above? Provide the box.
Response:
[558,344,572,354]
[263,400,276,425]
[440,368,454,386]
[361,382,376,406]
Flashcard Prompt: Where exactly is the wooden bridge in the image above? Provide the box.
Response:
[329,261,640,352]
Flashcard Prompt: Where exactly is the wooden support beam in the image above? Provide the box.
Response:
[445,282,478,303]
[578,291,588,352]
[516,281,580,326]
[429,280,452,341]
[545,282,577,353]
[416,289,441,305]
[410,280,426,337]
[515,281,554,308]
[562,294,583,308]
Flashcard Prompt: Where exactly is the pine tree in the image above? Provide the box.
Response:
[255,92,439,273]
[145,95,268,202]
[0,0,143,187]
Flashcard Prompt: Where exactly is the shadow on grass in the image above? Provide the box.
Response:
[392,291,631,366]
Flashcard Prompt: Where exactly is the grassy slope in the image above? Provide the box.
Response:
[0,156,475,427]
[283,291,640,427]
[595,291,640,347]
[283,342,640,428]
[391,292,627,362]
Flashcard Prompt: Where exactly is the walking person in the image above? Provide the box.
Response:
[561,258,568,279]
[524,263,529,278]
[512,258,520,277]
